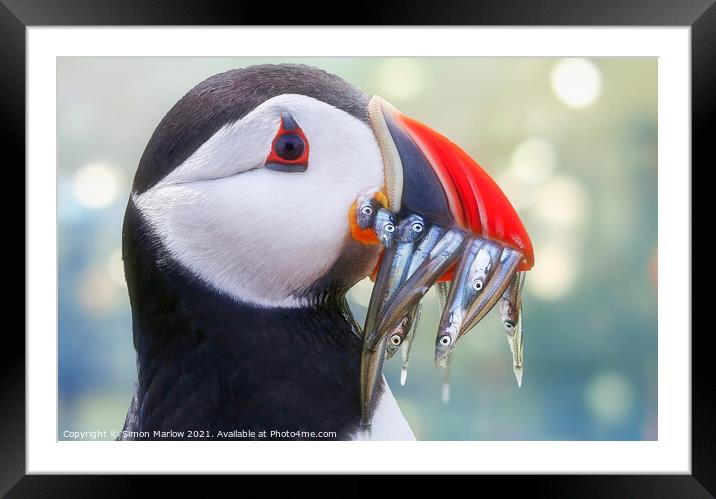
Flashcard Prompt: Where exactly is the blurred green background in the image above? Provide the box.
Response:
[58,57,657,440]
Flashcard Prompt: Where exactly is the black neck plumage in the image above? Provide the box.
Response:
[120,202,367,440]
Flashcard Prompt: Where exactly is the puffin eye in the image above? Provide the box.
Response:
[274,134,305,161]
[265,112,310,173]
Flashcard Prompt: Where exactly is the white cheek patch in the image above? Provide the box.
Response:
[134,94,384,308]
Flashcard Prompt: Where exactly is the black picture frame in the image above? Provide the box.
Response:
[2,0,712,495]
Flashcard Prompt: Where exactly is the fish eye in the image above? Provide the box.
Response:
[472,279,484,291]
[274,133,305,161]
[504,320,515,331]
[390,334,402,346]
[385,223,395,233]
[439,336,451,346]
[360,206,373,216]
[411,222,424,233]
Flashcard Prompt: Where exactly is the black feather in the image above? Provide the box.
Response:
[120,65,380,440]
[120,203,379,440]
[132,64,369,194]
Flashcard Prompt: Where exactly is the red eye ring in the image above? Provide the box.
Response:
[265,112,310,173]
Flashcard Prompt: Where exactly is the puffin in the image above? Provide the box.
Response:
[119,64,533,441]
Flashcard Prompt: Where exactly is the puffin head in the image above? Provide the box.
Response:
[128,64,533,309]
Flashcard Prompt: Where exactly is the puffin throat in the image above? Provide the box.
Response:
[120,202,373,440]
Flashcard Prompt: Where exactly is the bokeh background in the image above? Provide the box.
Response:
[58,57,657,440]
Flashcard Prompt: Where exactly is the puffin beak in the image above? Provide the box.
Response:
[359,96,535,428]
[368,95,534,263]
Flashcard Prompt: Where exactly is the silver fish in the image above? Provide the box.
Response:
[386,303,419,359]
[362,214,426,350]
[392,227,449,385]
[499,271,526,387]
[373,208,397,248]
[376,229,466,340]
[384,226,447,360]
[399,302,421,386]
[361,229,464,425]
[436,272,454,402]
[406,225,447,276]
[386,315,410,358]
[359,335,388,429]
[355,190,382,230]
[360,213,426,427]
[459,246,523,337]
[434,237,503,364]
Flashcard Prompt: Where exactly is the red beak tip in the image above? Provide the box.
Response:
[371,96,534,272]
[396,113,534,270]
